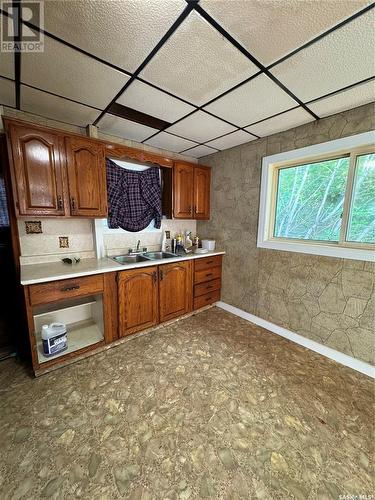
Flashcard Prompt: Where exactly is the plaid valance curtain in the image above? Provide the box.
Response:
[106,158,162,232]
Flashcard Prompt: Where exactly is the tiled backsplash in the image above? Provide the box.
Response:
[18,218,96,265]
[18,218,198,264]
[103,219,197,257]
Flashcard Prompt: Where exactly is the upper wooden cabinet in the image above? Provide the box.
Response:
[4,119,108,218]
[4,119,210,220]
[6,123,66,216]
[173,162,194,218]
[194,166,211,220]
[173,162,211,220]
[159,261,192,322]
[65,137,107,217]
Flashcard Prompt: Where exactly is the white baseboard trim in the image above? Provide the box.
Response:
[217,301,375,379]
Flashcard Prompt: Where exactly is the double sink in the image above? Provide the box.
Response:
[110,251,178,265]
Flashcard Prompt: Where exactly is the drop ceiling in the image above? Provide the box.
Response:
[1,1,374,158]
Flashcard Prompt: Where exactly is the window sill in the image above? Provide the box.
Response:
[257,238,374,262]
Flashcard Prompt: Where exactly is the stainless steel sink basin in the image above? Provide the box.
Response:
[110,254,151,264]
[143,251,178,260]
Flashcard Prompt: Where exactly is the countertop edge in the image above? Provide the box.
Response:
[21,251,226,285]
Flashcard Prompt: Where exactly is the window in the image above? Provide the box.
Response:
[258,131,375,261]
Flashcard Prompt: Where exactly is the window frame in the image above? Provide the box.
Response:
[258,130,375,262]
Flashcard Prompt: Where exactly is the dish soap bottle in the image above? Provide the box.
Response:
[185,231,193,249]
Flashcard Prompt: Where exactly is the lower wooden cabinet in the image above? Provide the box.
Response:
[23,256,222,375]
[24,273,115,376]
[159,261,192,322]
[118,266,158,337]
[193,255,222,310]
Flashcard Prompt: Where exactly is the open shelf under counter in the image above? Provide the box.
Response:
[33,295,105,365]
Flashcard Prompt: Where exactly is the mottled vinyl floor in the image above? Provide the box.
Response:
[0,307,373,500]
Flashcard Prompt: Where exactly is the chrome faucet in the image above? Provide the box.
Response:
[129,240,143,255]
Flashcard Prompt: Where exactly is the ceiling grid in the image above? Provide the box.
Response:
[0,0,373,157]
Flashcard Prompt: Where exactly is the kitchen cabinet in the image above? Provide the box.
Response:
[24,273,118,376]
[4,119,108,218]
[173,162,211,220]
[6,122,66,216]
[194,166,211,220]
[173,162,194,218]
[193,255,222,310]
[65,137,107,217]
[159,261,192,322]
[22,254,222,375]
[118,266,158,336]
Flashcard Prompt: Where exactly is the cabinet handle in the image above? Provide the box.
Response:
[206,285,213,289]
[57,195,63,210]
[152,271,157,283]
[194,205,197,214]
[188,206,192,214]
[206,260,214,264]
[60,285,80,292]
[206,273,213,277]
[205,296,212,301]
[160,270,164,281]
[70,197,76,212]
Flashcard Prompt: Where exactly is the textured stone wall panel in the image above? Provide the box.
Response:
[198,103,375,364]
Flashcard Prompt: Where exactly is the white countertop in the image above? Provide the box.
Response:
[20,251,225,285]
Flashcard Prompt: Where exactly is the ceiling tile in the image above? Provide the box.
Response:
[182,145,218,158]
[22,36,130,109]
[245,107,315,137]
[144,132,197,153]
[308,80,375,118]
[205,74,296,127]
[167,111,236,143]
[0,77,15,107]
[140,10,259,106]
[98,114,158,142]
[271,9,375,102]
[21,86,101,126]
[117,80,195,123]
[200,0,371,66]
[205,130,256,150]
[43,0,186,73]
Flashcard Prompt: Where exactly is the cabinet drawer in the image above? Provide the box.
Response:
[194,255,222,272]
[194,289,220,310]
[29,274,104,305]
[194,278,221,298]
[194,266,222,284]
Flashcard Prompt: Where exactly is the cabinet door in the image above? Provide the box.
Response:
[173,162,194,218]
[65,137,107,217]
[8,124,66,216]
[159,261,192,323]
[118,267,158,336]
[194,166,211,220]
